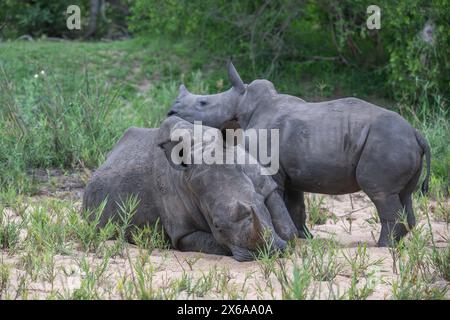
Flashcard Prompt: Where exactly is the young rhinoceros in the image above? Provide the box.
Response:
[83,116,297,261]
[167,63,431,247]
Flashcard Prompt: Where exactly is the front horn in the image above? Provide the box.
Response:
[179,84,189,97]
[228,61,246,94]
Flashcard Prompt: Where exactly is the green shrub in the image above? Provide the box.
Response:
[0,64,126,191]
[129,0,449,109]
[383,0,449,105]
[0,1,87,38]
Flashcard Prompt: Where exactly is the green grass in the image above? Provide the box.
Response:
[1,37,447,196]
[0,193,448,299]
[0,39,195,193]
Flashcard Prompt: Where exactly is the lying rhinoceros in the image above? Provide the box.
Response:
[167,63,431,247]
[82,116,297,261]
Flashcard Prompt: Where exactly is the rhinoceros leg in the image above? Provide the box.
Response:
[265,191,298,241]
[284,187,312,239]
[177,231,231,256]
[399,168,421,230]
[367,193,409,247]
[400,194,415,230]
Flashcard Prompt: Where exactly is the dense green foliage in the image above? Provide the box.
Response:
[1,1,448,106]
[129,0,449,107]
[0,1,88,38]
[0,0,130,39]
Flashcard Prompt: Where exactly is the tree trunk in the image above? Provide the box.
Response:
[85,0,101,38]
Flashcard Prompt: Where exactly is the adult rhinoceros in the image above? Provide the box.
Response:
[167,63,431,247]
[83,116,297,261]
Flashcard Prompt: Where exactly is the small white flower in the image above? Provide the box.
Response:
[34,74,39,79]
[40,70,45,75]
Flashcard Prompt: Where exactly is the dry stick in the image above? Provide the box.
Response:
[172,252,186,273]
[370,231,378,244]
[389,246,398,275]
[314,229,337,237]
[337,204,373,235]
[422,197,442,272]
[435,230,448,243]
[340,217,351,234]
[337,205,372,218]
[349,215,353,234]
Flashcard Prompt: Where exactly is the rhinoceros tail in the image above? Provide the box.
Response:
[414,129,431,195]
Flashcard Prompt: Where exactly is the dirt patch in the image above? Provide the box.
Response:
[29,168,88,201]
[1,171,449,299]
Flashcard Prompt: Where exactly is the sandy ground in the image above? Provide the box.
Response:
[1,170,449,299]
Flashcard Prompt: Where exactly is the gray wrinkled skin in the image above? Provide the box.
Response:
[167,63,431,247]
[83,116,294,261]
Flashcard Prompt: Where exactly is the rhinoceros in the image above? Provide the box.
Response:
[166,63,431,247]
[82,116,297,261]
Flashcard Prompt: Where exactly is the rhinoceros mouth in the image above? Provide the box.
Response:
[229,237,288,262]
[229,245,256,262]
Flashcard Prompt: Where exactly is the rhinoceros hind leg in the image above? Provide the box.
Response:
[367,193,409,247]
[178,231,231,256]
[399,168,421,230]
[284,188,312,239]
[400,194,415,231]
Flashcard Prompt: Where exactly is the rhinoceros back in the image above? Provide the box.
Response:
[82,127,164,228]
[272,98,389,193]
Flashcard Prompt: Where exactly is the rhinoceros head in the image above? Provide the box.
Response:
[167,62,250,129]
[157,116,286,261]
[167,62,279,130]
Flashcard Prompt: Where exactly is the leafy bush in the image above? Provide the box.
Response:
[382,0,449,105]
[0,65,126,192]
[0,1,88,38]
[128,0,449,109]
[0,0,132,39]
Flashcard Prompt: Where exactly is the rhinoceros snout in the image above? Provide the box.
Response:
[167,109,177,116]
[167,101,183,116]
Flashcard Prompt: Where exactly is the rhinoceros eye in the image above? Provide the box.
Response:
[199,99,208,106]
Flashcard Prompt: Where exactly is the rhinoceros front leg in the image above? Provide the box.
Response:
[177,231,231,256]
[284,188,312,239]
[265,191,298,241]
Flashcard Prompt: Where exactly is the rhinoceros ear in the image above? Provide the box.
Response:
[251,206,264,242]
[179,84,189,97]
[158,117,195,170]
[158,140,190,171]
[228,61,246,94]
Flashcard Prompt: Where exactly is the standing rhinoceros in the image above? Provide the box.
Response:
[167,63,431,247]
[83,116,297,261]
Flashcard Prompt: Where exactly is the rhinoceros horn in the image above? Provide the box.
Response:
[228,61,245,94]
[179,84,189,97]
